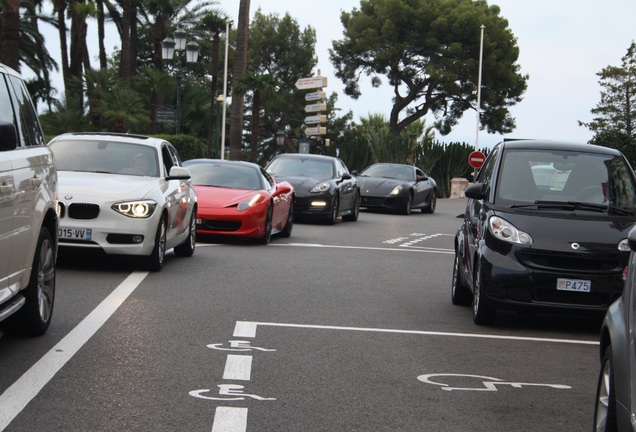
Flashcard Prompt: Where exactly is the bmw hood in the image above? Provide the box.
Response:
[495,209,635,254]
[358,177,403,194]
[58,171,161,201]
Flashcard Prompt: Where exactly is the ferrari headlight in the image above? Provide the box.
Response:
[489,216,532,245]
[390,185,403,195]
[310,182,330,193]
[112,200,157,218]
[237,194,262,211]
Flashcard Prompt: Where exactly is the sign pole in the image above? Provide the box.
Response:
[475,24,485,151]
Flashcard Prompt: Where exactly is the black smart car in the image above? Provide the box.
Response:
[265,153,360,224]
[452,140,636,325]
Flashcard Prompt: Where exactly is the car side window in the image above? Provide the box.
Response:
[260,167,275,191]
[7,75,45,147]
[476,146,499,188]
[0,74,16,128]
[167,144,182,166]
[336,160,348,178]
[161,145,176,174]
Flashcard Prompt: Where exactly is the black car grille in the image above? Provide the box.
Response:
[516,250,624,274]
[361,196,390,206]
[198,219,242,232]
[67,203,100,220]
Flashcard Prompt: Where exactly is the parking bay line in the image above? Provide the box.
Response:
[0,271,149,431]
[233,321,598,346]
[271,243,454,254]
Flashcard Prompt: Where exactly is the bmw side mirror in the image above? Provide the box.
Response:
[464,182,487,200]
[167,166,191,180]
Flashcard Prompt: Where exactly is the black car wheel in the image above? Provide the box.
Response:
[472,260,496,325]
[326,195,339,225]
[257,204,273,244]
[280,201,294,238]
[174,210,196,257]
[343,190,360,222]
[594,346,618,432]
[143,216,167,272]
[422,191,437,214]
[4,227,57,336]
[451,253,472,305]
[402,193,412,215]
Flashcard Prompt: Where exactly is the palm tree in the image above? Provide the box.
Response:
[0,0,20,69]
[229,0,249,160]
[94,84,149,132]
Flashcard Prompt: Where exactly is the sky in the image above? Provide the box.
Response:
[33,0,636,149]
[212,0,636,149]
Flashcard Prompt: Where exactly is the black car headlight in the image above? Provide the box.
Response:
[112,200,157,218]
[489,216,532,245]
[310,182,330,193]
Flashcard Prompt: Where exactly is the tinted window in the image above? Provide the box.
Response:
[8,75,45,147]
[0,74,16,127]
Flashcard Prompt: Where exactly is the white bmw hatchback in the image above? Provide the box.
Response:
[48,133,197,271]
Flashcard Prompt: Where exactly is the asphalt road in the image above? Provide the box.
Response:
[0,199,603,431]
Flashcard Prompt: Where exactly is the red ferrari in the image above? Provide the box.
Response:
[183,159,294,244]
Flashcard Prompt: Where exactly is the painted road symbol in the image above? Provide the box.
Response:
[207,340,276,352]
[417,373,571,392]
[190,384,276,401]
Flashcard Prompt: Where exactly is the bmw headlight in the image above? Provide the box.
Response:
[489,216,532,245]
[112,200,157,218]
[310,182,330,193]
[237,194,262,211]
[390,185,403,195]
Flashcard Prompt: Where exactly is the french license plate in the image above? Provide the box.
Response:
[557,278,591,292]
[59,227,92,240]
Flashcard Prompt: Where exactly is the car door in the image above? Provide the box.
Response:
[0,73,15,290]
[160,143,191,245]
[335,159,355,211]
[413,167,430,206]
[261,167,286,228]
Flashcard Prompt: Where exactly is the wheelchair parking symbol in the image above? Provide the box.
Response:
[417,373,571,392]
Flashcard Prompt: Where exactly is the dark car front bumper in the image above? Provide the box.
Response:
[360,193,408,211]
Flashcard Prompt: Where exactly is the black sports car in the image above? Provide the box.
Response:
[452,139,636,325]
[357,163,437,215]
[265,153,360,224]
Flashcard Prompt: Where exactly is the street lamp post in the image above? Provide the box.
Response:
[162,29,199,134]
[220,20,232,159]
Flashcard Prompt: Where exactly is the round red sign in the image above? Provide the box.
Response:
[468,150,486,169]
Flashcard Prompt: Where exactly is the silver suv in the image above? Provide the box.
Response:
[0,63,58,336]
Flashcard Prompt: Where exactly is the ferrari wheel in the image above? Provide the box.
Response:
[257,204,273,244]
[422,192,437,214]
[593,346,618,432]
[280,201,294,238]
[402,194,412,215]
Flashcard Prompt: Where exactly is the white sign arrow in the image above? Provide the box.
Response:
[305,126,327,136]
[305,91,327,102]
[295,76,328,90]
[304,115,327,125]
[305,103,327,113]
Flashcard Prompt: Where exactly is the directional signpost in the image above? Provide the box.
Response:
[296,74,328,146]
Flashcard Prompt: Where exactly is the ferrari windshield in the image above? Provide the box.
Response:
[495,149,636,214]
[187,163,262,190]
[360,164,415,181]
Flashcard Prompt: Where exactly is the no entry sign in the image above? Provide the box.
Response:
[468,151,486,169]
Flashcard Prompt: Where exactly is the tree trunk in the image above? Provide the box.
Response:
[120,0,132,83]
[0,0,21,70]
[54,0,70,94]
[97,0,107,69]
[229,0,250,160]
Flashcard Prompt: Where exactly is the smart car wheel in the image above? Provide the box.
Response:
[472,260,496,325]
[594,346,618,432]
[402,194,412,215]
[422,192,437,214]
[343,190,360,222]
[257,204,273,244]
[174,209,196,257]
[326,195,339,225]
[5,227,57,336]
[281,201,294,238]
[144,216,167,272]
[451,253,471,305]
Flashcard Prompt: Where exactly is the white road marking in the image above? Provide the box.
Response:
[270,243,454,254]
[233,321,598,345]
[211,407,248,432]
[223,355,252,381]
[0,271,149,431]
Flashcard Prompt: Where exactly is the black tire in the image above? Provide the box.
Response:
[174,209,196,257]
[593,346,618,432]
[280,201,294,238]
[257,204,273,244]
[143,216,167,272]
[422,191,437,214]
[451,253,472,305]
[472,260,496,325]
[5,227,57,336]
[402,193,412,215]
[343,191,360,222]
[326,195,339,225]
